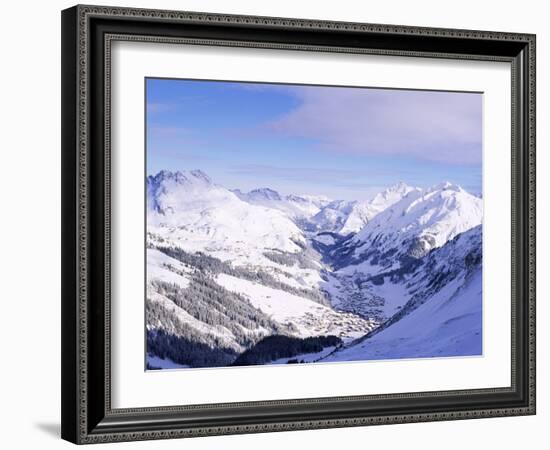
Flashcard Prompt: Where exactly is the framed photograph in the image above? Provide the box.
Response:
[61,5,536,444]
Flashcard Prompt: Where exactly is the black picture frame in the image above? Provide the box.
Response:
[61,4,536,444]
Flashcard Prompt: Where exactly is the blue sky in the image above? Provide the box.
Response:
[146,78,482,200]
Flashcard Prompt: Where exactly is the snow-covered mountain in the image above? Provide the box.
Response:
[234,182,417,236]
[321,182,482,323]
[309,199,356,234]
[146,169,483,369]
[331,181,482,272]
[364,181,421,222]
[322,225,482,362]
[233,187,331,221]
[146,170,378,368]
[148,170,307,269]
[308,182,419,235]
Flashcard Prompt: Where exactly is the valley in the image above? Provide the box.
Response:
[145,169,483,369]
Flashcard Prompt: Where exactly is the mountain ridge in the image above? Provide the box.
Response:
[145,169,483,368]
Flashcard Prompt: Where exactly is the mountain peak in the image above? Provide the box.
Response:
[346,180,483,266]
[189,169,212,184]
[367,182,419,209]
[383,181,418,195]
[247,188,282,201]
[391,181,410,190]
[151,169,175,182]
[150,169,213,186]
[429,181,463,193]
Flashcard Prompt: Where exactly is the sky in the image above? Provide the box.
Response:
[146,78,483,200]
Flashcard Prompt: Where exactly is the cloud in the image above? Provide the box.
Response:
[268,87,482,165]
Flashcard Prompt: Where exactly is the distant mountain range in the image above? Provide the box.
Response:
[146,169,483,369]
[232,181,418,235]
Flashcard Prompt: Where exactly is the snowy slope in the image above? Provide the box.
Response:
[233,181,417,236]
[146,170,348,367]
[309,200,356,234]
[147,287,244,348]
[332,181,482,273]
[323,268,482,361]
[368,182,421,217]
[324,215,482,325]
[148,170,305,257]
[147,170,326,292]
[147,248,192,289]
[146,169,483,368]
[233,187,331,221]
[340,182,420,235]
[320,183,482,323]
[323,225,483,361]
[308,182,418,235]
[217,273,376,341]
[146,354,190,370]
